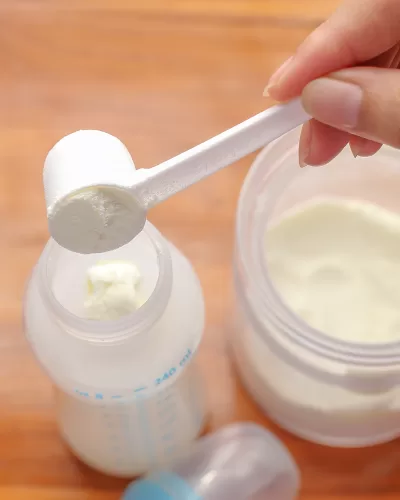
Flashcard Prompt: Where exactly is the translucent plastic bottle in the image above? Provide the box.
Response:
[233,128,400,447]
[122,423,300,500]
[23,222,206,477]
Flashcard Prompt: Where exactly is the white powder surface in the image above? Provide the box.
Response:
[48,187,144,254]
[84,260,143,320]
[266,198,400,343]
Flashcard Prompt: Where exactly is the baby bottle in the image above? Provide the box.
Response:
[23,136,206,477]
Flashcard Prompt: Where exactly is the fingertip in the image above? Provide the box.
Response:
[349,136,382,157]
[265,57,294,100]
[301,120,350,167]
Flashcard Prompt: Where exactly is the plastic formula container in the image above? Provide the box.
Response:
[233,127,400,447]
[23,222,205,476]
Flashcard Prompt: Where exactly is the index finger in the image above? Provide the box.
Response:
[266,0,400,101]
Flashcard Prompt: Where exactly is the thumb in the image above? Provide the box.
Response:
[301,67,400,149]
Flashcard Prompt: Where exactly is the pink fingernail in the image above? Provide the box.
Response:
[264,56,293,96]
[299,122,312,168]
[350,141,361,158]
[350,137,382,158]
[302,78,363,129]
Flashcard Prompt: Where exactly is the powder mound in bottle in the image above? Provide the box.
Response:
[48,187,142,254]
[85,260,143,320]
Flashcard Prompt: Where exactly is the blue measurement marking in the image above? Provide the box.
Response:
[75,390,89,397]
[136,392,155,466]
[157,388,178,460]
[134,386,147,393]
[104,410,121,468]
[72,346,197,469]
[72,346,193,401]
[179,348,192,367]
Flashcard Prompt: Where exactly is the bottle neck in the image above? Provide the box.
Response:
[38,222,173,344]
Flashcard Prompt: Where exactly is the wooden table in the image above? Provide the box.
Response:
[1,1,399,498]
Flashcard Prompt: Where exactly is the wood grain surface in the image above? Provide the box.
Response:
[1,0,400,498]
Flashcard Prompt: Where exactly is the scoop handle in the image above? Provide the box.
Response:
[133,98,309,208]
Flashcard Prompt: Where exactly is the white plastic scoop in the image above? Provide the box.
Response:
[44,98,309,254]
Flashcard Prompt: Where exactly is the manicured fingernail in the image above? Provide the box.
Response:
[263,57,293,96]
[299,121,312,168]
[350,141,360,158]
[299,157,308,168]
[350,137,382,158]
[302,78,363,129]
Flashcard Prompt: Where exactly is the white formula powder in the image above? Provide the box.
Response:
[48,187,142,254]
[85,260,143,320]
[266,198,400,343]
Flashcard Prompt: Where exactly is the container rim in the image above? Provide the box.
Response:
[235,128,400,367]
[38,222,173,344]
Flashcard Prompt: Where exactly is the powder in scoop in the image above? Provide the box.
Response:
[48,187,143,254]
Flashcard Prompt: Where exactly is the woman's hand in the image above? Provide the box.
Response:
[265,0,400,166]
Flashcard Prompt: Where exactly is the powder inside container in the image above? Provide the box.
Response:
[48,187,143,254]
[85,260,144,320]
[266,198,400,343]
